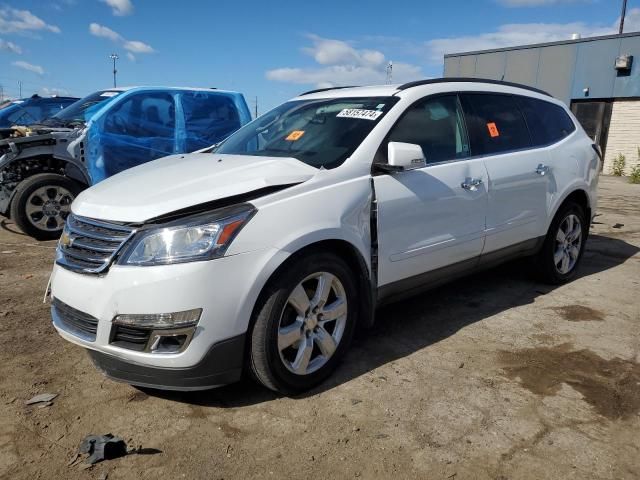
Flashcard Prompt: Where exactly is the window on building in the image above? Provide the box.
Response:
[387,95,470,164]
[461,93,531,155]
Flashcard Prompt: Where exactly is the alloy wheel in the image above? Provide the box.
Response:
[277,272,348,376]
[554,213,582,274]
[25,185,74,232]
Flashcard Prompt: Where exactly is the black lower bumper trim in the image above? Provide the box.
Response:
[87,333,246,391]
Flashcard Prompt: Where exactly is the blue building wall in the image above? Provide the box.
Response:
[444,32,640,105]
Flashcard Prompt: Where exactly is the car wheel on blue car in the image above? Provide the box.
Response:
[10,173,84,241]
[249,252,357,394]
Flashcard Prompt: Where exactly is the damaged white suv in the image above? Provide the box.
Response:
[50,79,600,394]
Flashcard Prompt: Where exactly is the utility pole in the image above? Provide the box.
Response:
[109,53,119,88]
[254,96,258,118]
[17,80,22,98]
[619,0,628,34]
[0,85,3,102]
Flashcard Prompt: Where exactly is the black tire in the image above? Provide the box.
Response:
[249,252,358,394]
[10,173,83,241]
[535,201,588,284]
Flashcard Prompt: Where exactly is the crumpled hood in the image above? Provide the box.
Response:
[73,153,318,222]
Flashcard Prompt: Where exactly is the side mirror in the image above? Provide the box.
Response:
[387,142,426,171]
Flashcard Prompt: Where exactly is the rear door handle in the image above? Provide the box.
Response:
[461,177,483,191]
[536,164,550,176]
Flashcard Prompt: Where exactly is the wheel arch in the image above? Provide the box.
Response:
[547,186,592,233]
[0,155,89,216]
[246,238,375,352]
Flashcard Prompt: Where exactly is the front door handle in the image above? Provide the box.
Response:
[536,164,550,176]
[461,177,483,191]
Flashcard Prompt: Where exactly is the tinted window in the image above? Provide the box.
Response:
[516,96,576,146]
[103,92,175,138]
[386,95,469,164]
[461,93,531,155]
[181,92,242,152]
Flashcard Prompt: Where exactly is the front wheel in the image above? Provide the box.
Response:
[249,252,358,394]
[10,173,84,240]
[535,201,588,284]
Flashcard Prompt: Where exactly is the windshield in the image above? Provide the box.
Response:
[0,102,34,125]
[215,96,399,169]
[43,90,122,126]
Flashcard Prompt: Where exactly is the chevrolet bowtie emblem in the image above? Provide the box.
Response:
[60,231,73,248]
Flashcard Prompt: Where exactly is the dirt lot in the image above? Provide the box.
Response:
[0,175,639,480]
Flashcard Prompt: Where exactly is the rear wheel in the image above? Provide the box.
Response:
[535,201,587,284]
[10,173,83,240]
[249,252,357,394]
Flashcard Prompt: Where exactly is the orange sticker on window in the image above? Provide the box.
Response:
[487,122,499,138]
[285,130,305,141]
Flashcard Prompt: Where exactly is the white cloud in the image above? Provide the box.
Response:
[101,0,133,16]
[12,60,44,75]
[126,52,136,62]
[425,8,640,62]
[266,35,423,87]
[89,22,154,55]
[497,0,588,6]
[123,40,153,53]
[89,22,122,42]
[39,86,70,96]
[0,7,60,34]
[0,38,22,54]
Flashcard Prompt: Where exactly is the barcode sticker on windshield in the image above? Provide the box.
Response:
[336,109,383,121]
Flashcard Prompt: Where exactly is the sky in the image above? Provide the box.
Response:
[0,0,639,113]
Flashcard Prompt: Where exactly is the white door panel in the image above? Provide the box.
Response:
[375,158,488,286]
[483,149,550,253]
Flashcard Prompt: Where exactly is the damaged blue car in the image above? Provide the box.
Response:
[0,87,251,239]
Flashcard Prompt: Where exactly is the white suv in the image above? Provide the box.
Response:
[50,79,600,394]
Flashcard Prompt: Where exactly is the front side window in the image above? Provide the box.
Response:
[181,92,241,152]
[216,97,399,169]
[516,96,576,146]
[461,93,531,155]
[386,95,470,164]
[103,92,175,138]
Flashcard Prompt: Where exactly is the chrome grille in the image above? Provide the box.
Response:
[56,214,136,274]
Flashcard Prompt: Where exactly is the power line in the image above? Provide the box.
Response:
[619,0,628,34]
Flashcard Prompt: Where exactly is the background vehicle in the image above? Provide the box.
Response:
[0,94,79,128]
[0,87,251,239]
[50,79,600,394]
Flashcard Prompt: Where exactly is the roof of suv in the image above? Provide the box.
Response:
[295,78,552,100]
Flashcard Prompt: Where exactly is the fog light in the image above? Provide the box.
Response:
[113,308,202,329]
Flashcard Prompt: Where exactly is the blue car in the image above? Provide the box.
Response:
[0,86,251,239]
[0,94,79,128]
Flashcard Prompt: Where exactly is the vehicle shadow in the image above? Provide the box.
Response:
[150,233,639,407]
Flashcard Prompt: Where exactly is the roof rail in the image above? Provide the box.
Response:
[299,85,359,96]
[396,78,552,97]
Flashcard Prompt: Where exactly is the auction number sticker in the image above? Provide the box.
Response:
[487,122,500,138]
[337,109,383,121]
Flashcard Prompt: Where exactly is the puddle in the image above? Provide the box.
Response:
[550,305,605,322]
[499,344,640,420]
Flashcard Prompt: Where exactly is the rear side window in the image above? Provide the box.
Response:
[516,96,576,146]
[460,93,531,155]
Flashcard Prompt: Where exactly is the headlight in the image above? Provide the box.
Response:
[119,204,255,266]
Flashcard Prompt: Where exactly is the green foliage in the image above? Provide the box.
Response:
[630,149,640,184]
[612,153,626,176]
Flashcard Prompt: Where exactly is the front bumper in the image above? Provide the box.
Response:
[50,246,286,381]
[87,334,245,391]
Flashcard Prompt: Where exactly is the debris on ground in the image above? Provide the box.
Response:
[78,434,127,465]
[612,223,624,228]
[25,393,58,405]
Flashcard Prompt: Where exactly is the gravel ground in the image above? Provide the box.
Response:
[0,175,639,480]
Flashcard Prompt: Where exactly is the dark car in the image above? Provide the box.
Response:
[0,94,79,128]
